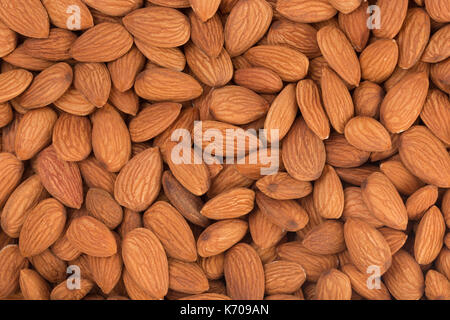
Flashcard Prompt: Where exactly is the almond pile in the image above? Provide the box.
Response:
[0,0,449,301]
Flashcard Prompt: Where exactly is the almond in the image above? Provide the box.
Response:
[50,278,94,300]
[399,125,450,188]
[378,227,408,255]
[264,261,306,295]
[0,20,17,58]
[224,0,272,57]
[276,0,337,23]
[224,243,264,300]
[123,7,190,48]
[406,185,439,221]
[352,81,384,117]
[380,72,429,134]
[342,187,383,228]
[107,46,146,92]
[341,264,391,300]
[325,132,370,168]
[0,153,23,207]
[344,117,392,152]
[337,1,369,52]
[248,208,286,250]
[420,89,450,145]
[316,268,352,300]
[425,270,450,300]
[415,206,446,265]
[283,118,326,181]
[379,159,424,196]
[234,67,283,94]
[136,40,186,71]
[19,198,66,257]
[83,0,142,16]
[86,188,123,229]
[302,221,345,255]
[256,172,312,200]
[28,249,66,284]
[67,216,117,257]
[255,191,309,232]
[199,254,224,280]
[313,165,345,219]
[209,85,268,125]
[201,188,255,220]
[0,69,33,103]
[277,241,338,281]
[0,245,29,298]
[168,259,209,294]
[0,0,49,38]
[360,39,398,83]
[91,104,131,172]
[19,269,50,300]
[74,62,111,107]
[122,228,169,298]
[244,45,309,82]
[197,219,248,257]
[88,252,123,295]
[424,0,450,23]
[23,28,77,62]
[1,175,45,238]
[190,0,221,22]
[372,0,408,39]
[70,23,133,62]
[383,249,424,300]
[135,67,203,102]
[189,11,224,58]
[52,113,92,162]
[344,218,392,275]
[53,88,96,116]
[35,145,83,209]
[317,25,361,87]
[18,63,73,109]
[143,201,197,262]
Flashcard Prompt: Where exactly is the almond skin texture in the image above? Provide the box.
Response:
[380,72,429,134]
[108,46,145,92]
[224,0,273,57]
[18,63,73,109]
[244,45,309,82]
[296,79,330,140]
[0,20,17,58]
[91,104,131,173]
[264,261,306,295]
[383,250,424,300]
[143,201,197,262]
[70,23,133,62]
[360,39,398,83]
[52,113,92,162]
[255,191,309,232]
[344,117,392,152]
[201,188,255,220]
[190,0,221,22]
[114,147,162,212]
[35,145,84,209]
[209,85,268,125]
[425,270,450,300]
[422,24,450,63]
[313,165,344,220]
[22,28,77,61]
[19,198,66,257]
[276,0,337,23]
[338,1,369,52]
[317,25,361,87]
[83,0,142,16]
[399,126,450,188]
[123,7,190,48]
[0,0,49,38]
[361,172,408,231]
[88,252,122,295]
[302,221,345,255]
[283,118,326,181]
[0,69,33,103]
[67,216,117,258]
[344,218,392,275]
[316,268,352,300]
[414,206,446,265]
[122,228,169,299]
[224,243,265,300]
[197,219,248,257]
[0,245,29,298]
[135,67,203,102]
[425,0,450,23]
[15,107,58,160]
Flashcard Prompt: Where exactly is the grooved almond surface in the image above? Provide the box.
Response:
[0,0,49,38]
[0,69,33,103]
